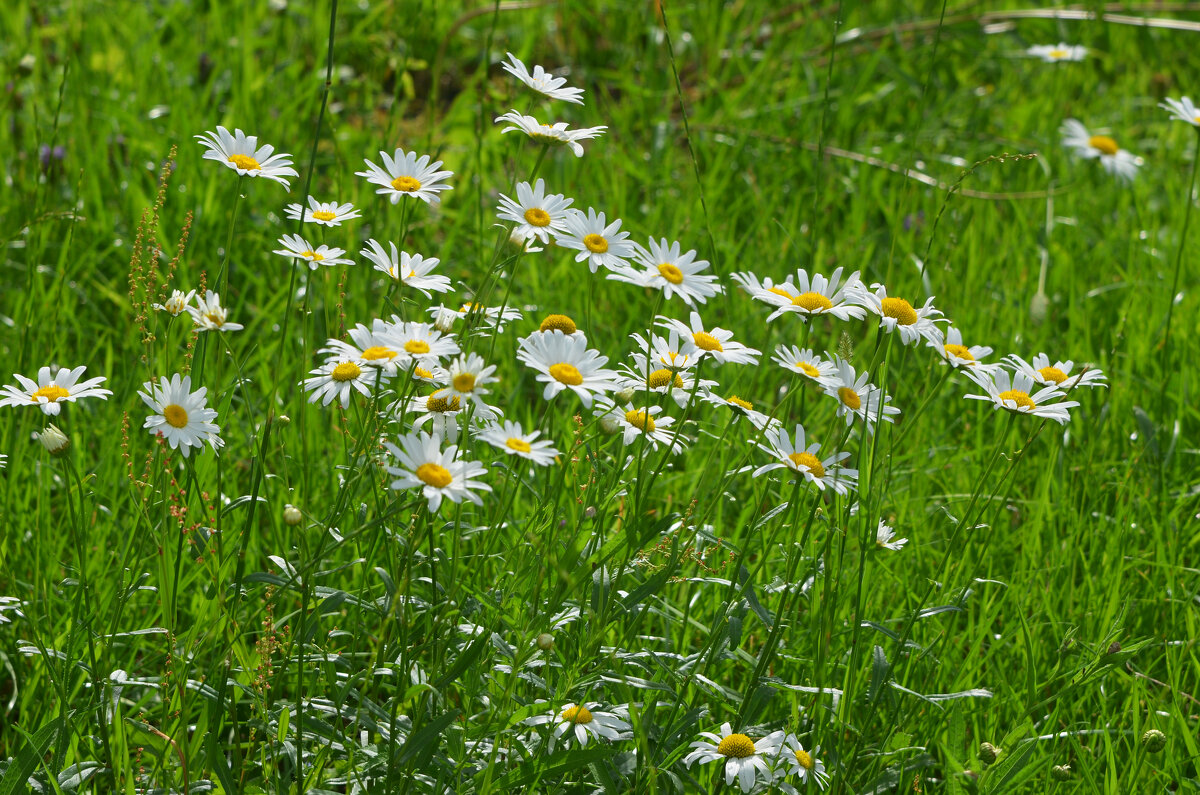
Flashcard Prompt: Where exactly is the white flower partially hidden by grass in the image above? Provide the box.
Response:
[524,703,630,751]
[854,283,946,346]
[752,423,858,494]
[699,391,780,432]
[1006,353,1107,389]
[629,330,695,372]
[1161,96,1200,127]
[617,360,715,409]
[383,431,490,513]
[517,330,618,408]
[284,197,361,227]
[0,365,112,416]
[138,374,224,457]
[495,110,607,157]
[683,723,784,794]
[964,368,1079,424]
[824,357,900,433]
[1060,119,1142,182]
[496,179,574,245]
[356,148,454,205]
[396,392,483,445]
[771,735,830,792]
[360,239,452,297]
[773,345,839,389]
[928,327,1000,372]
[594,400,687,452]
[478,420,560,466]
[761,267,866,323]
[501,53,585,104]
[188,291,244,332]
[875,521,908,551]
[608,238,723,307]
[556,208,638,273]
[372,318,461,367]
[658,311,761,366]
[274,233,354,270]
[303,357,373,408]
[433,303,524,335]
[153,288,196,317]
[195,126,298,189]
[432,353,499,411]
[1027,43,1087,63]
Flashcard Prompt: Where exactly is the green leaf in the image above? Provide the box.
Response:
[0,717,62,795]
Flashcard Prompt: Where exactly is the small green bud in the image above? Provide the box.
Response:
[536,633,555,651]
[1050,764,1071,781]
[979,742,1000,765]
[36,424,71,456]
[1142,728,1166,753]
[1030,291,1050,325]
[283,504,303,526]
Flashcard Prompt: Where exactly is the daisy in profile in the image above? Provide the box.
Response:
[752,423,858,494]
[731,271,803,312]
[517,330,618,408]
[274,233,354,269]
[284,197,361,227]
[373,319,460,368]
[1026,43,1087,63]
[356,148,454,205]
[658,312,761,366]
[699,391,780,432]
[432,353,499,411]
[928,327,1000,372]
[772,345,838,389]
[854,283,946,346]
[1060,119,1141,182]
[496,179,574,245]
[616,359,715,409]
[138,374,224,457]
[1161,96,1200,127]
[771,735,830,792]
[556,208,638,273]
[501,53,585,104]
[188,291,245,332]
[629,330,695,373]
[359,240,452,297]
[875,521,908,551]
[763,267,866,323]
[608,238,723,307]
[0,365,112,416]
[434,302,524,335]
[152,288,195,316]
[683,722,784,794]
[303,356,374,408]
[594,400,687,452]
[195,126,298,188]
[383,431,490,513]
[478,420,560,466]
[495,110,607,157]
[964,368,1079,424]
[533,313,585,340]
[823,357,900,433]
[1006,353,1107,389]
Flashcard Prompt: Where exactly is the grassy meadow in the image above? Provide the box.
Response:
[2,0,1200,792]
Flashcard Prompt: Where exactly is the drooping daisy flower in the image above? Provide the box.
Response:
[555,208,638,273]
[875,521,908,551]
[0,365,113,416]
[496,179,574,245]
[524,703,630,751]
[683,723,784,794]
[752,423,858,494]
[517,330,618,408]
[1026,43,1087,63]
[303,356,374,408]
[593,400,687,452]
[1060,119,1141,182]
[500,53,586,104]
[854,283,946,346]
[138,374,224,457]
[762,267,866,323]
[284,197,361,227]
[616,359,716,409]
[432,353,499,410]
[964,368,1079,424]
[772,345,839,389]
[928,327,999,372]
[823,357,900,433]
[188,291,245,333]
[1006,353,1107,389]
[195,126,298,188]
[658,312,761,366]
[383,432,490,513]
[356,148,454,205]
[1160,96,1200,127]
[608,238,723,307]
[478,420,560,466]
[771,735,830,792]
[494,110,607,157]
[360,239,452,297]
[152,288,196,316]
[372,318,460,368]
[273,233,354,270]
[698,390,780,432]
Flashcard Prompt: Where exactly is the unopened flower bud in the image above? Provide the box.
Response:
[1142,728,1166,753]
[599,415,621,435]
[433,307,458,333]
[1030,291,1050,325]
[614,387,636,404]
[283,504,303,526]
[276,414,291,426]
[536,633,554,650]
[35,424,71,456]
[978,742,1000,765]
[1050,764,1071,781]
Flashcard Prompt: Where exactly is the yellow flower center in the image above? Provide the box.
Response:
[331,362,362,382]
[415,463,452,488]
[425,394,461,412]
[838,386,861,410]
[1088,135,1119,156]
[768,287,794,299]
[716,733,756,759]
[648,368,684,389]
[693,332,724,352]
[204,311,224,326]
[452,372,477,393]
[795,748,814,770]
[788,451,826,478]
[549,363,583,386]
[31,385,70,403]
[405,340,431,355]
[1048,49,1069,59]
[163,404,189,429]
[391,175,422,192]
[414,366,434,380]
[658,263,684,284]
[539,314,578,334]
[523,207,552,227]
[792,291,834,312]
[944,344,974,362]
[798,362,821,378]
[312,210,337,222]
[880,296,918,325]
[560,706,593,724]
[227,154,261,171]
[506,437,532,453]
[1038,366,1068,384]
[998,389,1036,409]
[624,409,656,433]
[727,395,754,411]
[361,346,397,361]
[302,250,325,262]
[583,233,609,254]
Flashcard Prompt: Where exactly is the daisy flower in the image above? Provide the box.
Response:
[1026,43,1087,63]
[1060,119,1141,182]
[854,283,946,346]
[360,239,452,297]
[372,319,460,367]
[283,197,361,227]
[535,313,585,339]
[524,703,629,751]
[964,368,1079,424]
[762,267,866,323]
[0,365,112,416]
[698,390,780,432]
[616,360,716,409]
[383,431,490,513]
[823,357,900,433]
[875,521,908,551]
[772,345,839,389]
[397,392,467,444]
[683,723,784,794]
[517,330,619,408]
[152,288,195,316]
[356,148,453,205]
[195,126,298,188]
[556,208,638,273]
[432,353,499,410]
[273,233,354,269]
[1006,353,1107,389]
[303,356,374,408]
[608,238,723,307]
[772,735,830,792]
[478,420,560,466]
[318,325,409,377]
[188,291,245,332]
[593,400,687,452]
[658,311,761,366]
[731,271,805,313]
[138,374,224,457]
[434,303,524,335]
[629,330,695,372]
[495,110,607,157]
[752,423,858,494]
[496,179,574,245]
[500,53,585,104]
[1161,96,1200,127]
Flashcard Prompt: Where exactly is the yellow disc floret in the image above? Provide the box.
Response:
[624,409,656,433]
[312,210,337,222]
[648,368,684,389]
[716,733,756,759]
[998,389,1035,409]
[331,362,362,382]
[415,463,452,488]
[452,372,477,393]
[658,263,684,284]
[560,706,593,724]
[693,332,724,352]
[583,233,609,254]
[944,344,974,362]
[539,314,578,334]
[405,340,431,355]
[1088,135,1120,156]
[1038,366,1068,384]
[31,385,70,403]
[792,291,834,312]
[788,451,826,479]
[838,386,862,410]
[524,207,552,227]
[425,394,461,413]
[795,748,814,770]
[163,404,189,429]
[506,438,532,453]
[361,346,397,361]
[798,362,821,378]
[301,250,325,262]
[391,175,422,192]
[727,396,754,411]
[549,363,584,386]
[227,154,261,171]
[880,296,918,326]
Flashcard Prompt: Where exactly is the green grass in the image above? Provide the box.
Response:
[2,1,1199,792]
